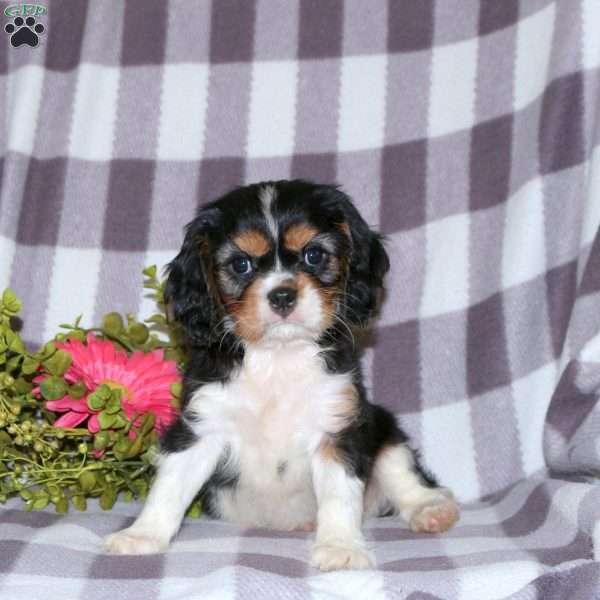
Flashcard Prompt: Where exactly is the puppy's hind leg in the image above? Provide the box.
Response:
[373,444,459,534]
[104,430,226,555]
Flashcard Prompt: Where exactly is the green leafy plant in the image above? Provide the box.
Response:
[0,268,200,516]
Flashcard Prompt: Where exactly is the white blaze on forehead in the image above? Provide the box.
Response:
[259,184,278,238]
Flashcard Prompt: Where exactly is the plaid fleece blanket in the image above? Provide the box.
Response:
[1,0,600,598]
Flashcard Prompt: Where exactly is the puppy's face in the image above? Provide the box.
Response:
[165,180,389,347]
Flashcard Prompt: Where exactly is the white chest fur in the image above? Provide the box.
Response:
[187,339,353,529]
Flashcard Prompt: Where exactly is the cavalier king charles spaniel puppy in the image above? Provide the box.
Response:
[104,180,459,571]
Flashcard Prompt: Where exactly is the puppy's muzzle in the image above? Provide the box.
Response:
[268,286,297,318]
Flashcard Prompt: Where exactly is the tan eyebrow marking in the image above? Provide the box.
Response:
[337,222,351,239]
[284,223,319,252]
[232,229,271,257]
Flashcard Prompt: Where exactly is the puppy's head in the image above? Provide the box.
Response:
[165,180,389,347]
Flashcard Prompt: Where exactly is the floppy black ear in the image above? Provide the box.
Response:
[164,208,221,346]
[328,191,390,326]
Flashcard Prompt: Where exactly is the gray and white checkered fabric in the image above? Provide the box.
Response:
[1,1,600,598]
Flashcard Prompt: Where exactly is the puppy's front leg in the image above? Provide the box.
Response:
[104,434,225,555]
[310,444,373,571]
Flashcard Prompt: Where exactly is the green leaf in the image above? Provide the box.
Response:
[42,341,57,356]
[125,434,144,458]
[93,431,110,451]
[32,496,49,510]
[101,313,124,336]
[55,496,69,514]
[46,483,60,497]
[96,385,112,400]
[113,414,128,429]
[1,289,22,315]
[19,489,33,501]
[43,349,72,376]
[104,395,121,415]
[170,382,182,398]
[69,382,87,399]
[142,265,157,279]
[87,393,106,411]
[98,411,117,430]
[14,378,33,394]
[21,357,40,375]
[72,495,87,511]
[67,330,86,342]
[40,376,68,401]
[99,488,117,511]
[145,314,166,325]
[5,330,25,354]
[6,355,21,373]
[78,471,96,493]
[113,438,130,461]
[139,413,155,436]
[128,322,149,344]
[141,444,159,465]
[186,502,202,518]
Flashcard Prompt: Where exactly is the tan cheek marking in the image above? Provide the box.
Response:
[284,223,319,253]
[296,272,338,330]
[334,385,360,431]
[233,230,270,257]
[228,279,264,342]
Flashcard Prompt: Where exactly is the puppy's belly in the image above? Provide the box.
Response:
[215,449,318,530]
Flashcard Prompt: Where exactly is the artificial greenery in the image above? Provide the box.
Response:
[0,267,201,516]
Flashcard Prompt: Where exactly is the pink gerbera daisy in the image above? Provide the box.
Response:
[41,334,179,434]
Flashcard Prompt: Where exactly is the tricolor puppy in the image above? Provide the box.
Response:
[104,180,459,571]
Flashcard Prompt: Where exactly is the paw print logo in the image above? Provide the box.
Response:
[5,16,45,48]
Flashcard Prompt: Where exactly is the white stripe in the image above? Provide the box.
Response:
[259,184,277,233]
[157,64,209,160]
[513,4,555,111]
[68,64,120,160]
[0,575,87,600]
[0,235,16,290]
[458,561,544,600]
[43,247,101,340]
[338,54,387,152]
[247,61,298,158]
[6,65,45,155]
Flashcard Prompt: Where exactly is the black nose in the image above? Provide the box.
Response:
[267,286,297,317]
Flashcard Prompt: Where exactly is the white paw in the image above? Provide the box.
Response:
[103,529,169,555]
[410,498,460,534]
[311,541,374,571]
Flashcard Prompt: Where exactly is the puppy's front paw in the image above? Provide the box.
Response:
[103,529,169,555]
[311,541,374,571]
[410,498,459,534]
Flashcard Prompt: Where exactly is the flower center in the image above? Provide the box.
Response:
[102,380,132,402]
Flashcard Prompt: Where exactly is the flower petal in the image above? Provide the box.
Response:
[88,413,100,433]
[54,412,88,428]
[46,397,90,413]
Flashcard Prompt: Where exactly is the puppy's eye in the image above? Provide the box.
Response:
[303,246,325,266]
[231,256,253,274]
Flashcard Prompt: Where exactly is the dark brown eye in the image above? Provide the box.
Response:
[303,246,325,266]
[232,256,253,274]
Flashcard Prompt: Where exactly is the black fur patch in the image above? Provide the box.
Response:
[161,416,198,454]
[196,445,240,519]
[334,396,409,481]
